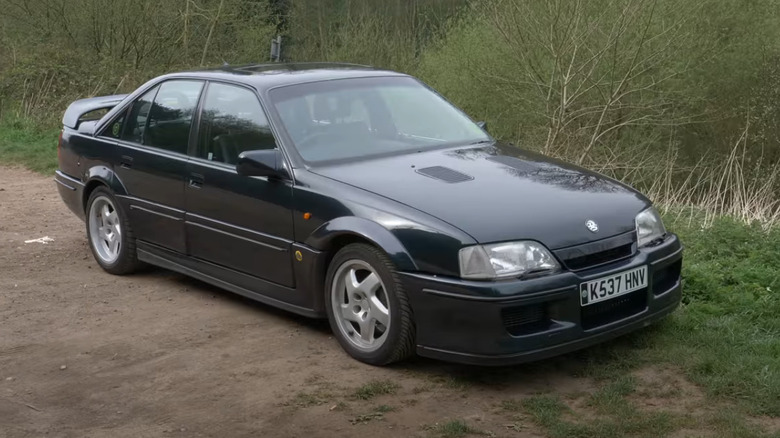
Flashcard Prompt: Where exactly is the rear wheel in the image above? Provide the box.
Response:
[325,243,415,365]
[86,187,141,275]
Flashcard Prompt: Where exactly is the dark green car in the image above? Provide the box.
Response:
[55,63,682,366]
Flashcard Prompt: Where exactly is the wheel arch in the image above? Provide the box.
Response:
[304,216,418,272]
[81,165,128,212]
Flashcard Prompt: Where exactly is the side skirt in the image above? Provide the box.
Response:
[137,241,325,319]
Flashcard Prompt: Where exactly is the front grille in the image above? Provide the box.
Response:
[564,243,634,271]
[581,289,647,330]
[501,304,552,336]
[652,260,682,295]
[554,231,637,272]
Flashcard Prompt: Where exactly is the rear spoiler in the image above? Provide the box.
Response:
[62,94,128,129]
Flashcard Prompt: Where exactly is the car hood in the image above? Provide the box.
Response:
[310,143,649,249]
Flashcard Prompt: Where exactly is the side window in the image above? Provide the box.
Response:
[99,111,126,139]
[145,80,204,154]
[121,86,159,144]
[196,83,276,165]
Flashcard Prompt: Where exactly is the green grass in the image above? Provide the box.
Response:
[352,380,400,400]
[284,389,333,408]
[518,385,779,438]
[349,404,397,425]
[425,420,484,437]
[521,394,681,438]
[652,217,780,416]
[0,117,60,174]
[587,375,637,414]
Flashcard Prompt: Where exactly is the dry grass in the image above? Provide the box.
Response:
[569,116,780,230]
[643,127,780,229]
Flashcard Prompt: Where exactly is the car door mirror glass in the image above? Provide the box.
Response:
[236,149,286,178]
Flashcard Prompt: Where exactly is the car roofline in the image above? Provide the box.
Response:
[148,63,406,92]
[214,61,374,71]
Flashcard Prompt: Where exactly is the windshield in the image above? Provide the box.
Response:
[269,76,490,163]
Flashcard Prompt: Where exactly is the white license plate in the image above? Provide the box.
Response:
[580,266,647,306]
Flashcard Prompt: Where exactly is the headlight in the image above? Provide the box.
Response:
[635,207,667,247]
[458,241,560,280]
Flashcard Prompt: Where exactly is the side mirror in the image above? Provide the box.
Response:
[236,149,288,179]
[476,121,488,132]
[77,120,98,135]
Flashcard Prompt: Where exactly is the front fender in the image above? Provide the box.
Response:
[304,216,418,272]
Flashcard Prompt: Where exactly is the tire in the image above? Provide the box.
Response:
[85,186,141,275]
[325,243,416,365]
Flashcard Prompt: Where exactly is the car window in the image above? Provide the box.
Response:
[121,86,159,144]
[99,111,126,140]
[378,86,462,140]
[270,77,489,163]
[144,80,204,154]
[196,82,276,165]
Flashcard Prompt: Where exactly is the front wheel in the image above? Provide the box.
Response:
[325,243,416,365]
[86,187,141,275]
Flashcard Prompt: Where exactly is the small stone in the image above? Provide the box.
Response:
[180,428,186,432]
[60,365,67,370]
[5,377,14,381]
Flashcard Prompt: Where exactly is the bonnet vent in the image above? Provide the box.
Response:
[487,155,536,172]
[415,166,474,183]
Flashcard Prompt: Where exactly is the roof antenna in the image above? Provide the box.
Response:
[270,35,282,62]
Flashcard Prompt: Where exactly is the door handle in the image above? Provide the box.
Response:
[120,155,133,169]
[189,173,204,189]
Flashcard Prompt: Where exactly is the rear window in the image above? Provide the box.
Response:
[144,80,204,154]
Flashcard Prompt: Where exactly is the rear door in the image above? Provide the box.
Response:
[184,82,296,287]
[113,79,205,253]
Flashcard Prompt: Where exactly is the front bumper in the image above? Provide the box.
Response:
[401,234,683,366]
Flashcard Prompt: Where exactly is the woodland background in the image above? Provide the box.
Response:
[1,0,779,225]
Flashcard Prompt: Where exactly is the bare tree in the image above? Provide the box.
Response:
[485,0,707,164]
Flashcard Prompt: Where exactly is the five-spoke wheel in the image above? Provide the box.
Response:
[85,187,140,275]
[88,195,122,264]
[331,260,391,352]
[325,243,415,365]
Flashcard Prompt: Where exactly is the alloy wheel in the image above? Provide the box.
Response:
[330,259,391,352]
[88,195,122,264]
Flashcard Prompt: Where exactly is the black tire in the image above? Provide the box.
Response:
[325,243,416,365]
[85,186,141,275]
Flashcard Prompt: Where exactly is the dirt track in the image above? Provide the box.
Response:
[0,166,711,438]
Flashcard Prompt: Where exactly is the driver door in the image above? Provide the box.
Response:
[184,81,296,287]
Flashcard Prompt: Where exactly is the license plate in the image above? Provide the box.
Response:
[580,266,647,306]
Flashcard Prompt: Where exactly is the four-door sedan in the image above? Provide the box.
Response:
[55,63,682,366]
